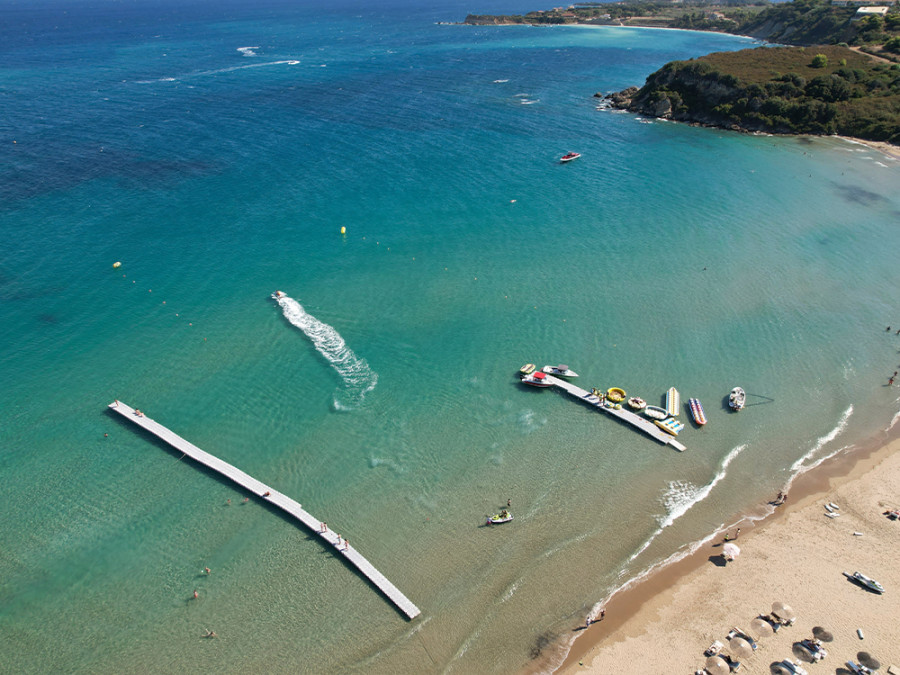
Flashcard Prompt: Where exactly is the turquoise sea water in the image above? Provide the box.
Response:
[2,1,900,672]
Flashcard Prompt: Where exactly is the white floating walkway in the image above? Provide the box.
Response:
[543,376,687,452]
[108,401,421,620]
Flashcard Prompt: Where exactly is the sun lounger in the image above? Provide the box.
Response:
[779,659,809,675]
[728,628,758,650]
[847,661,874,674]
[705,640,724,657]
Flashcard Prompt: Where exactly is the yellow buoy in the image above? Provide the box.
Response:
[340,226,346,234]
[112,261,122,268]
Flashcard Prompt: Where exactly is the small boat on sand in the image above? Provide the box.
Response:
[521,371,552,387]
[688,398,707,426]
[487,510,513,525]
[627,397,647,410]
[519,363,536,375]
[607,387,626,402]
[843,571,884,594]
[560,152,581,163]
[729,387,746,411]
[666,387,680,417]
[655,417,685,436]
[644,405,668,420]
[542,364,578,378]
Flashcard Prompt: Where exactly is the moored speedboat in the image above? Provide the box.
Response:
[666,387,680,417]
[644,405,668,420]
[606,387,626,402]
[729,387,746,411]
[486,510,513,525]
[521,371,552,387]
[542,364,578,378]
[560,152,581,163]
[654,417,685,436]
[627,396,647,410]
[688,398,707,426]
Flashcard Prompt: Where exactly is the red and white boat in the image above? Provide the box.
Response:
[521,370,552,387]
[560,152,581,163]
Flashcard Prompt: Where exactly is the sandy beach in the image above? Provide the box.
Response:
[558,437,900,675]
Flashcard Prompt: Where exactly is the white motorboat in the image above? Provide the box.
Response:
[541,364,578,378]
[560,152,581,162]
[729,387,746,411]
[521,371,552,387]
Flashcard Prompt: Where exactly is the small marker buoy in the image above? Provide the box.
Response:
[112,261,122,268]
[340,226,346,234]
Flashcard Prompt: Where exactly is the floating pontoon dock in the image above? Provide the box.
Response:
[541,375,687,452]
[108,401,421,620]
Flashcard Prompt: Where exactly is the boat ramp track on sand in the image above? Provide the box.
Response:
[107,401,421,620]
[542,375,687,452]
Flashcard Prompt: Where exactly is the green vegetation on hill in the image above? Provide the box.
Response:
[465,0,900,58]
[615,45,900,142]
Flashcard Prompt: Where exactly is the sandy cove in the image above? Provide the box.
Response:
[557,436,900,675]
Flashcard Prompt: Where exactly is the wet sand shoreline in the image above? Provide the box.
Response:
[551,426,900,674]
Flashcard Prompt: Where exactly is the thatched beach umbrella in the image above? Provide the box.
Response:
[812,626,834,642]
[704,655,730,675]
[749,617,775,638]
[728,636,754,660]
[772,601,796,621]
[858,652,881,670]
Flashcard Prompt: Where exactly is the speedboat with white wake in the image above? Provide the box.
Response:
[729,387,746,411]
[541,364,578,378]
[486,510,513,525]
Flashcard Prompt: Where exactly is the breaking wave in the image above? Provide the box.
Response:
[273,292,377,410]
[624,444,748,567]
[790,405,853,473]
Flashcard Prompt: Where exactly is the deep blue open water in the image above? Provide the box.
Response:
[2,1,899,672]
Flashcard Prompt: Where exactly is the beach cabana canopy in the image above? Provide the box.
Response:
[858,652,881,670]
[749,617,775,638]
[812,626,834,642]
[723,542,740,559]
[772,602,795,621]
[728,637,754,660]
[704,655,730,675]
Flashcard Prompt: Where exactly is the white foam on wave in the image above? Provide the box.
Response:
[887,401,900,431]
[623,444,748,567]
[273,292,377,410]
[237,46,260,57]
[790,405,853,473]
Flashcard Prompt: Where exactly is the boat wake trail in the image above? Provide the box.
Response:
[273,292,377,410]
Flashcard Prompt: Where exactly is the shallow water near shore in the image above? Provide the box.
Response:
[1,1,900,673]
